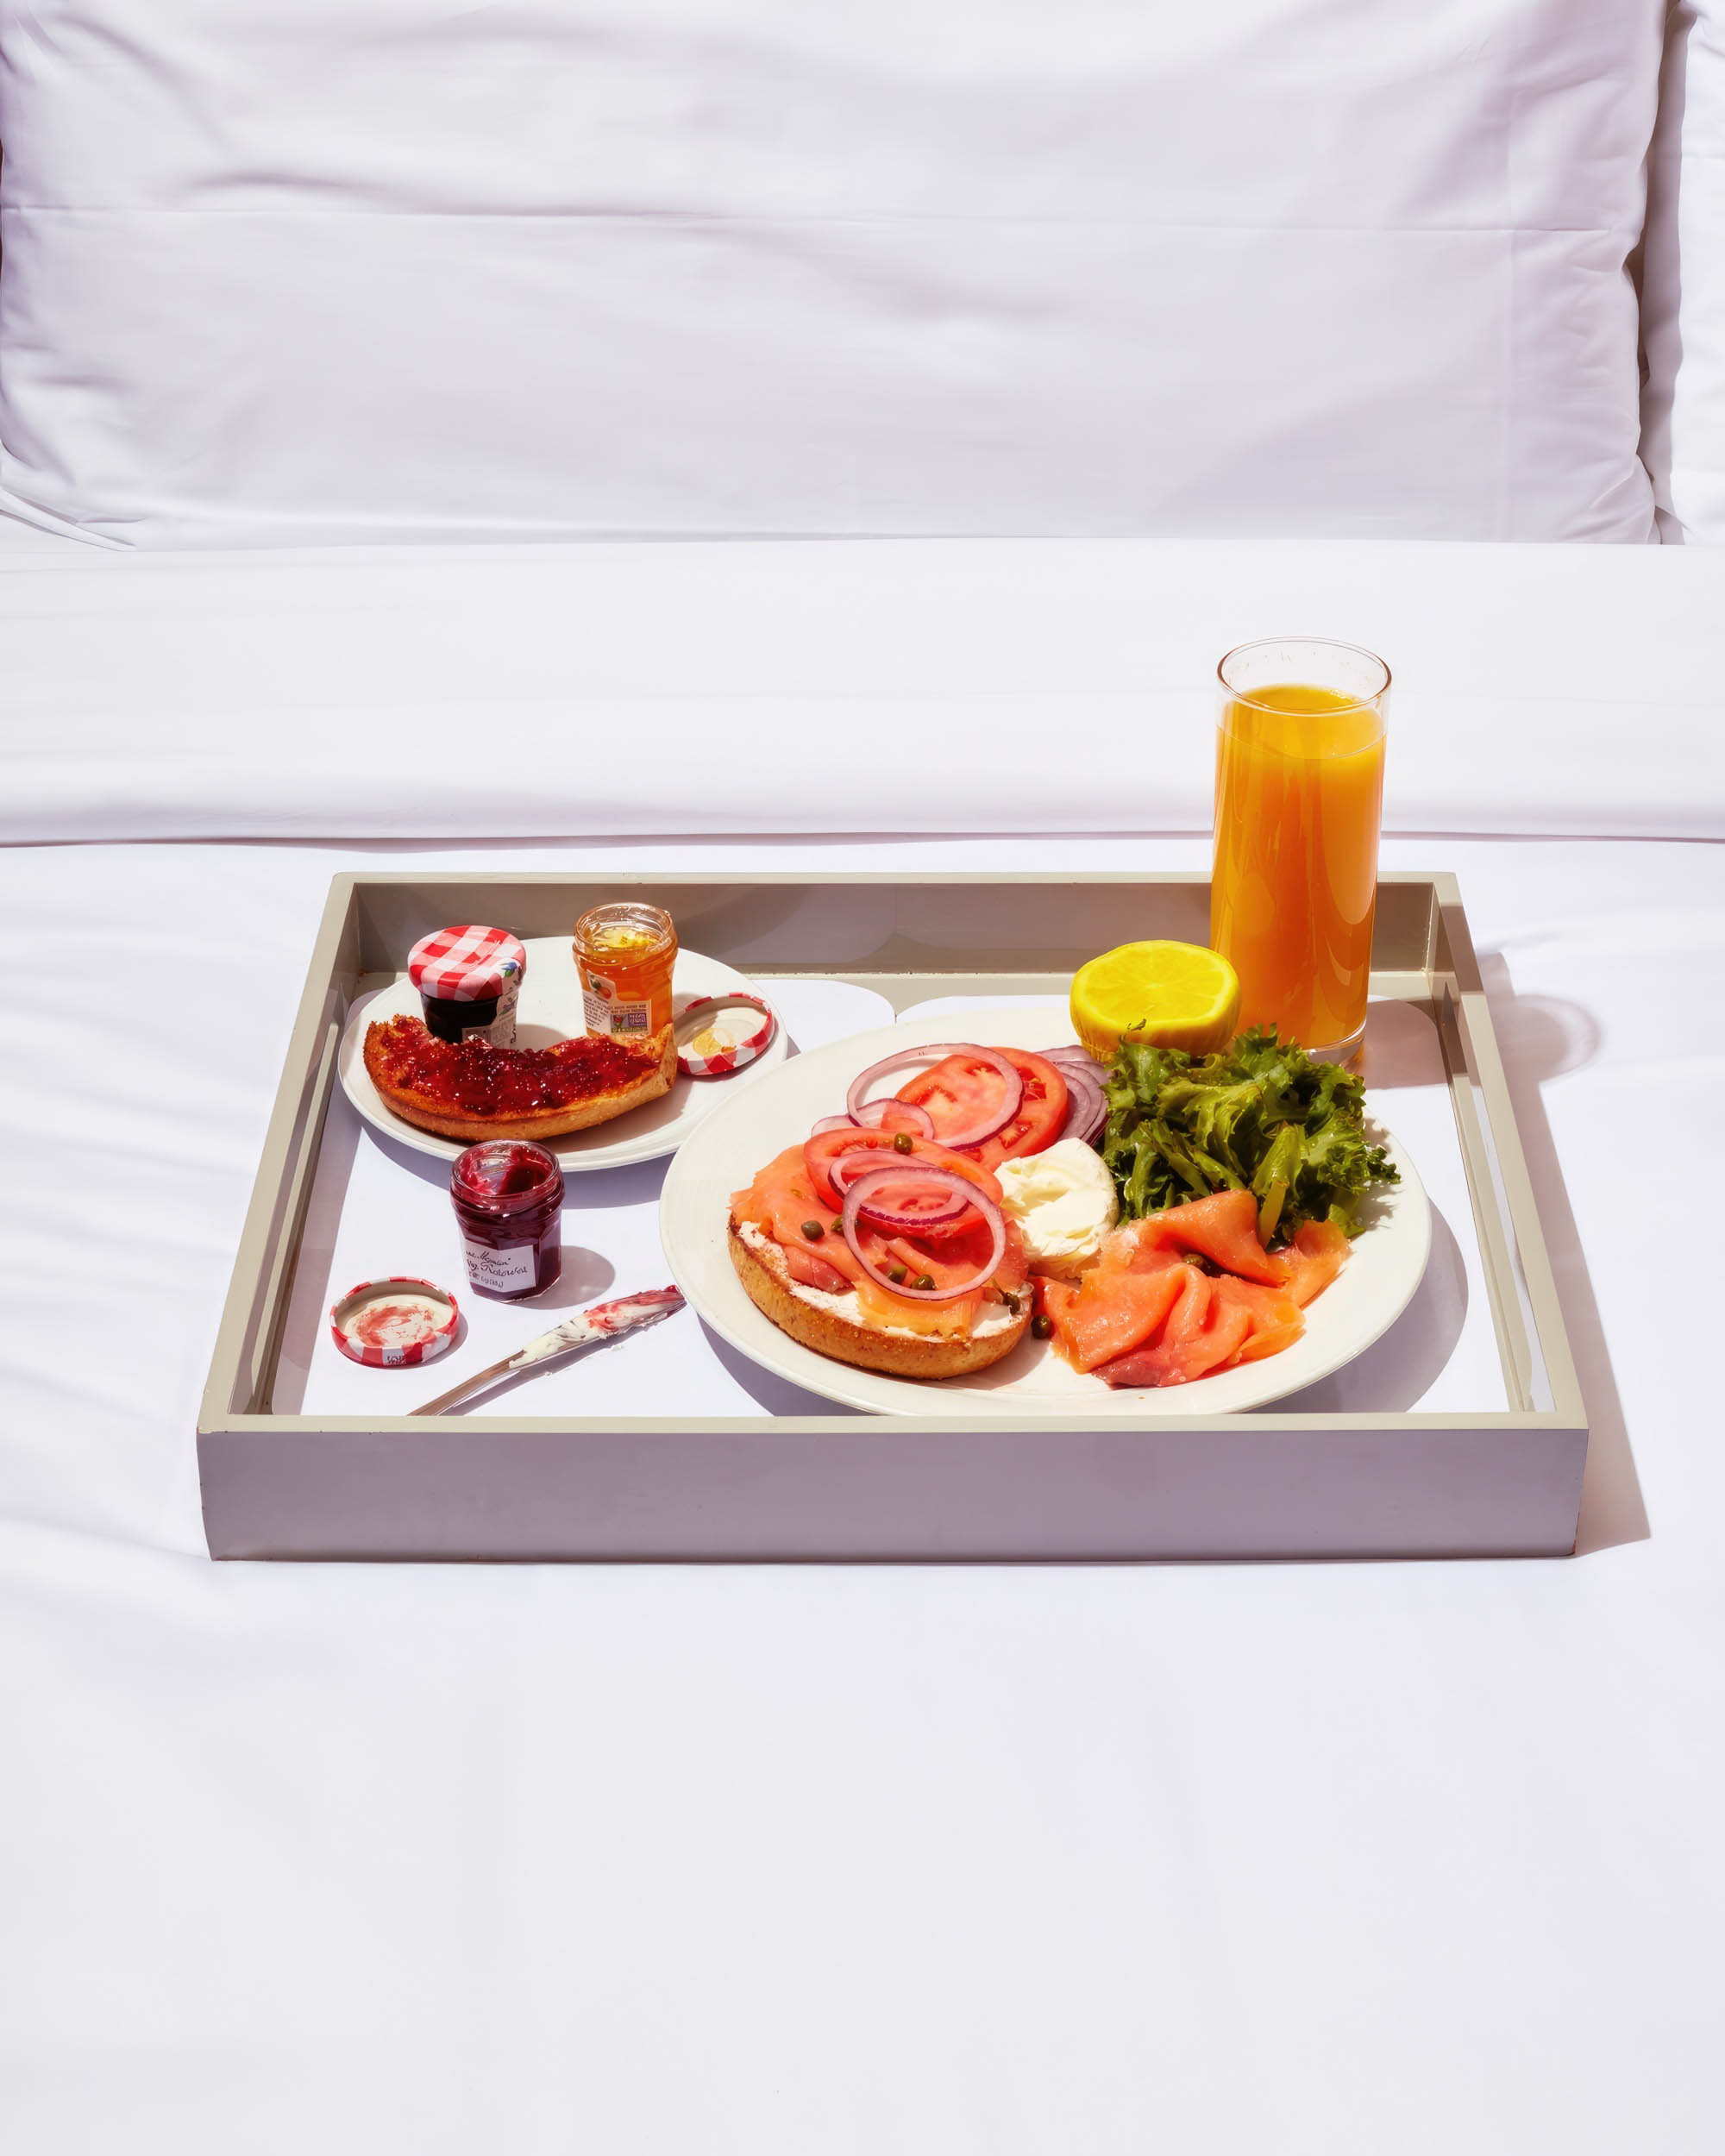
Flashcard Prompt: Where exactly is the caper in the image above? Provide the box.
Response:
[999,1290,1020,1316]
[888,1264,908,1285]
[1031,1313,1055,1340]
[893,1131,914,1153]
[831,1218,844,1234]
[800,1220,824,1240]
[914,1273,935,1291]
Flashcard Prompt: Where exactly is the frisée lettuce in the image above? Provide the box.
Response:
[1100,1025,1398,1242]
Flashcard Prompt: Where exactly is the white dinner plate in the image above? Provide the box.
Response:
[337,938,789,1171]
[659,1006,1432,1415]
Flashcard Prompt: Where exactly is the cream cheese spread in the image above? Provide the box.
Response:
[995,1138,1119,1274]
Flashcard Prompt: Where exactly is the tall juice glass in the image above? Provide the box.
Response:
[1210,636,1389,1062]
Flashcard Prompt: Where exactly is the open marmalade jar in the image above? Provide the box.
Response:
[573,901,678,1043]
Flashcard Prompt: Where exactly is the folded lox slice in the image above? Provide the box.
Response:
[1091,1266,1259,1389]
[1038,1188,1352,1388]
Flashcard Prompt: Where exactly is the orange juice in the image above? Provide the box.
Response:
[1211,680,1386,1055]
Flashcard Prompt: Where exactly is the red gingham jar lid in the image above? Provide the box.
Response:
[329,1277,460,1368]
[674,992,777,1078]
[408,924,527,1004]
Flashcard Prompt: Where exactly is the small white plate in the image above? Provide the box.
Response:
[338,938,788,1172]
[659,1005,1432,1415]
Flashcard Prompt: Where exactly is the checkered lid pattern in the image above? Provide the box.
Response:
[329,1277,460,1369]
[408,924,527,1004]
[675,993,777,1078]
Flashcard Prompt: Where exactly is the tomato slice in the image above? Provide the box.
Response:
[896,1048,1069,1171]
[803,1127,1004,1218]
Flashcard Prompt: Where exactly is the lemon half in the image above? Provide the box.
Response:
[1070,941,1240,1062]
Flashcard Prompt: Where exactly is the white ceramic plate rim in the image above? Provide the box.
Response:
[337,939,788,1171]
[658,1005,1433,1416]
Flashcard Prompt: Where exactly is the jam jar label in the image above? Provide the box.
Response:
[462,1237,538,1294]
[580,973,651,1039]
[463,966,521,1049]
[487,966,522,1046]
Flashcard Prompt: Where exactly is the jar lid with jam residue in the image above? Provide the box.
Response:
[674,992,778,1077]
[329,1277,460,1367]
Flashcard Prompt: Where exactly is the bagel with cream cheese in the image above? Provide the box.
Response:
[727,1215,1030,1381]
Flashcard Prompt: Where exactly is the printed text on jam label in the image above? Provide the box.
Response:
[583,992,650,1037]
[463,1238,538,1294]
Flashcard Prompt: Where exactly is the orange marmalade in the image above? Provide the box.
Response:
[572,901,678,1043]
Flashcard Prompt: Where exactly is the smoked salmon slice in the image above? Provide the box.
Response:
[1209,1274,1306,1363]
[1053,1192,1346,1389]
[1041,1261,1186,1374]
[1129,1188,1289,1287]
[1096,1265,1255,1388]
[1280,1219,1351,1307]
[782,1241,852,1295]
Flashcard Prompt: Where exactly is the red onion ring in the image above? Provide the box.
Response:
[830,1150,970,1226]
[840,1167,1007,1302]
[814,1101,938,1141]
[850,1179,971,1232]
[1057,1061,1113,1095]
[1044,1043,1107,1138]
[844,1043,1023,1150]
[831,1150,916,1191]
[1065,1095,1104,1147]
[1056,1056,1106,1100]
[1057,1059,1105,1103]
[852,1098,937,1137]
[1071,1092,1107,1146]
[1052,1059,1108,1147]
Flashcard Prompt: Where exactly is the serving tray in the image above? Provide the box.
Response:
[198,874,1587,1560]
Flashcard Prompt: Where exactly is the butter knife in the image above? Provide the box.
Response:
[411,1284,685,1415]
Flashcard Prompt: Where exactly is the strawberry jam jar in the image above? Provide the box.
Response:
[449,1141,563,1300]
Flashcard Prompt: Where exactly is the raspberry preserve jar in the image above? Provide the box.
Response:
[449,1141,563,1300]
[409,924,527,1047]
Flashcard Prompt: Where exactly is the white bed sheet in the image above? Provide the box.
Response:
[2,829,1720,2153]
[3,537,1722,840]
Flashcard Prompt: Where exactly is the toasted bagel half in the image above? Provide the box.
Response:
[727,1218,1030,1382]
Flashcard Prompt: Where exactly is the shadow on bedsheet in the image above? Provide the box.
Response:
[1480,956,1649,1557]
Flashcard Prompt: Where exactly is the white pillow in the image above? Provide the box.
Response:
[1640,2,1725,542]
[0,1,1665,547]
